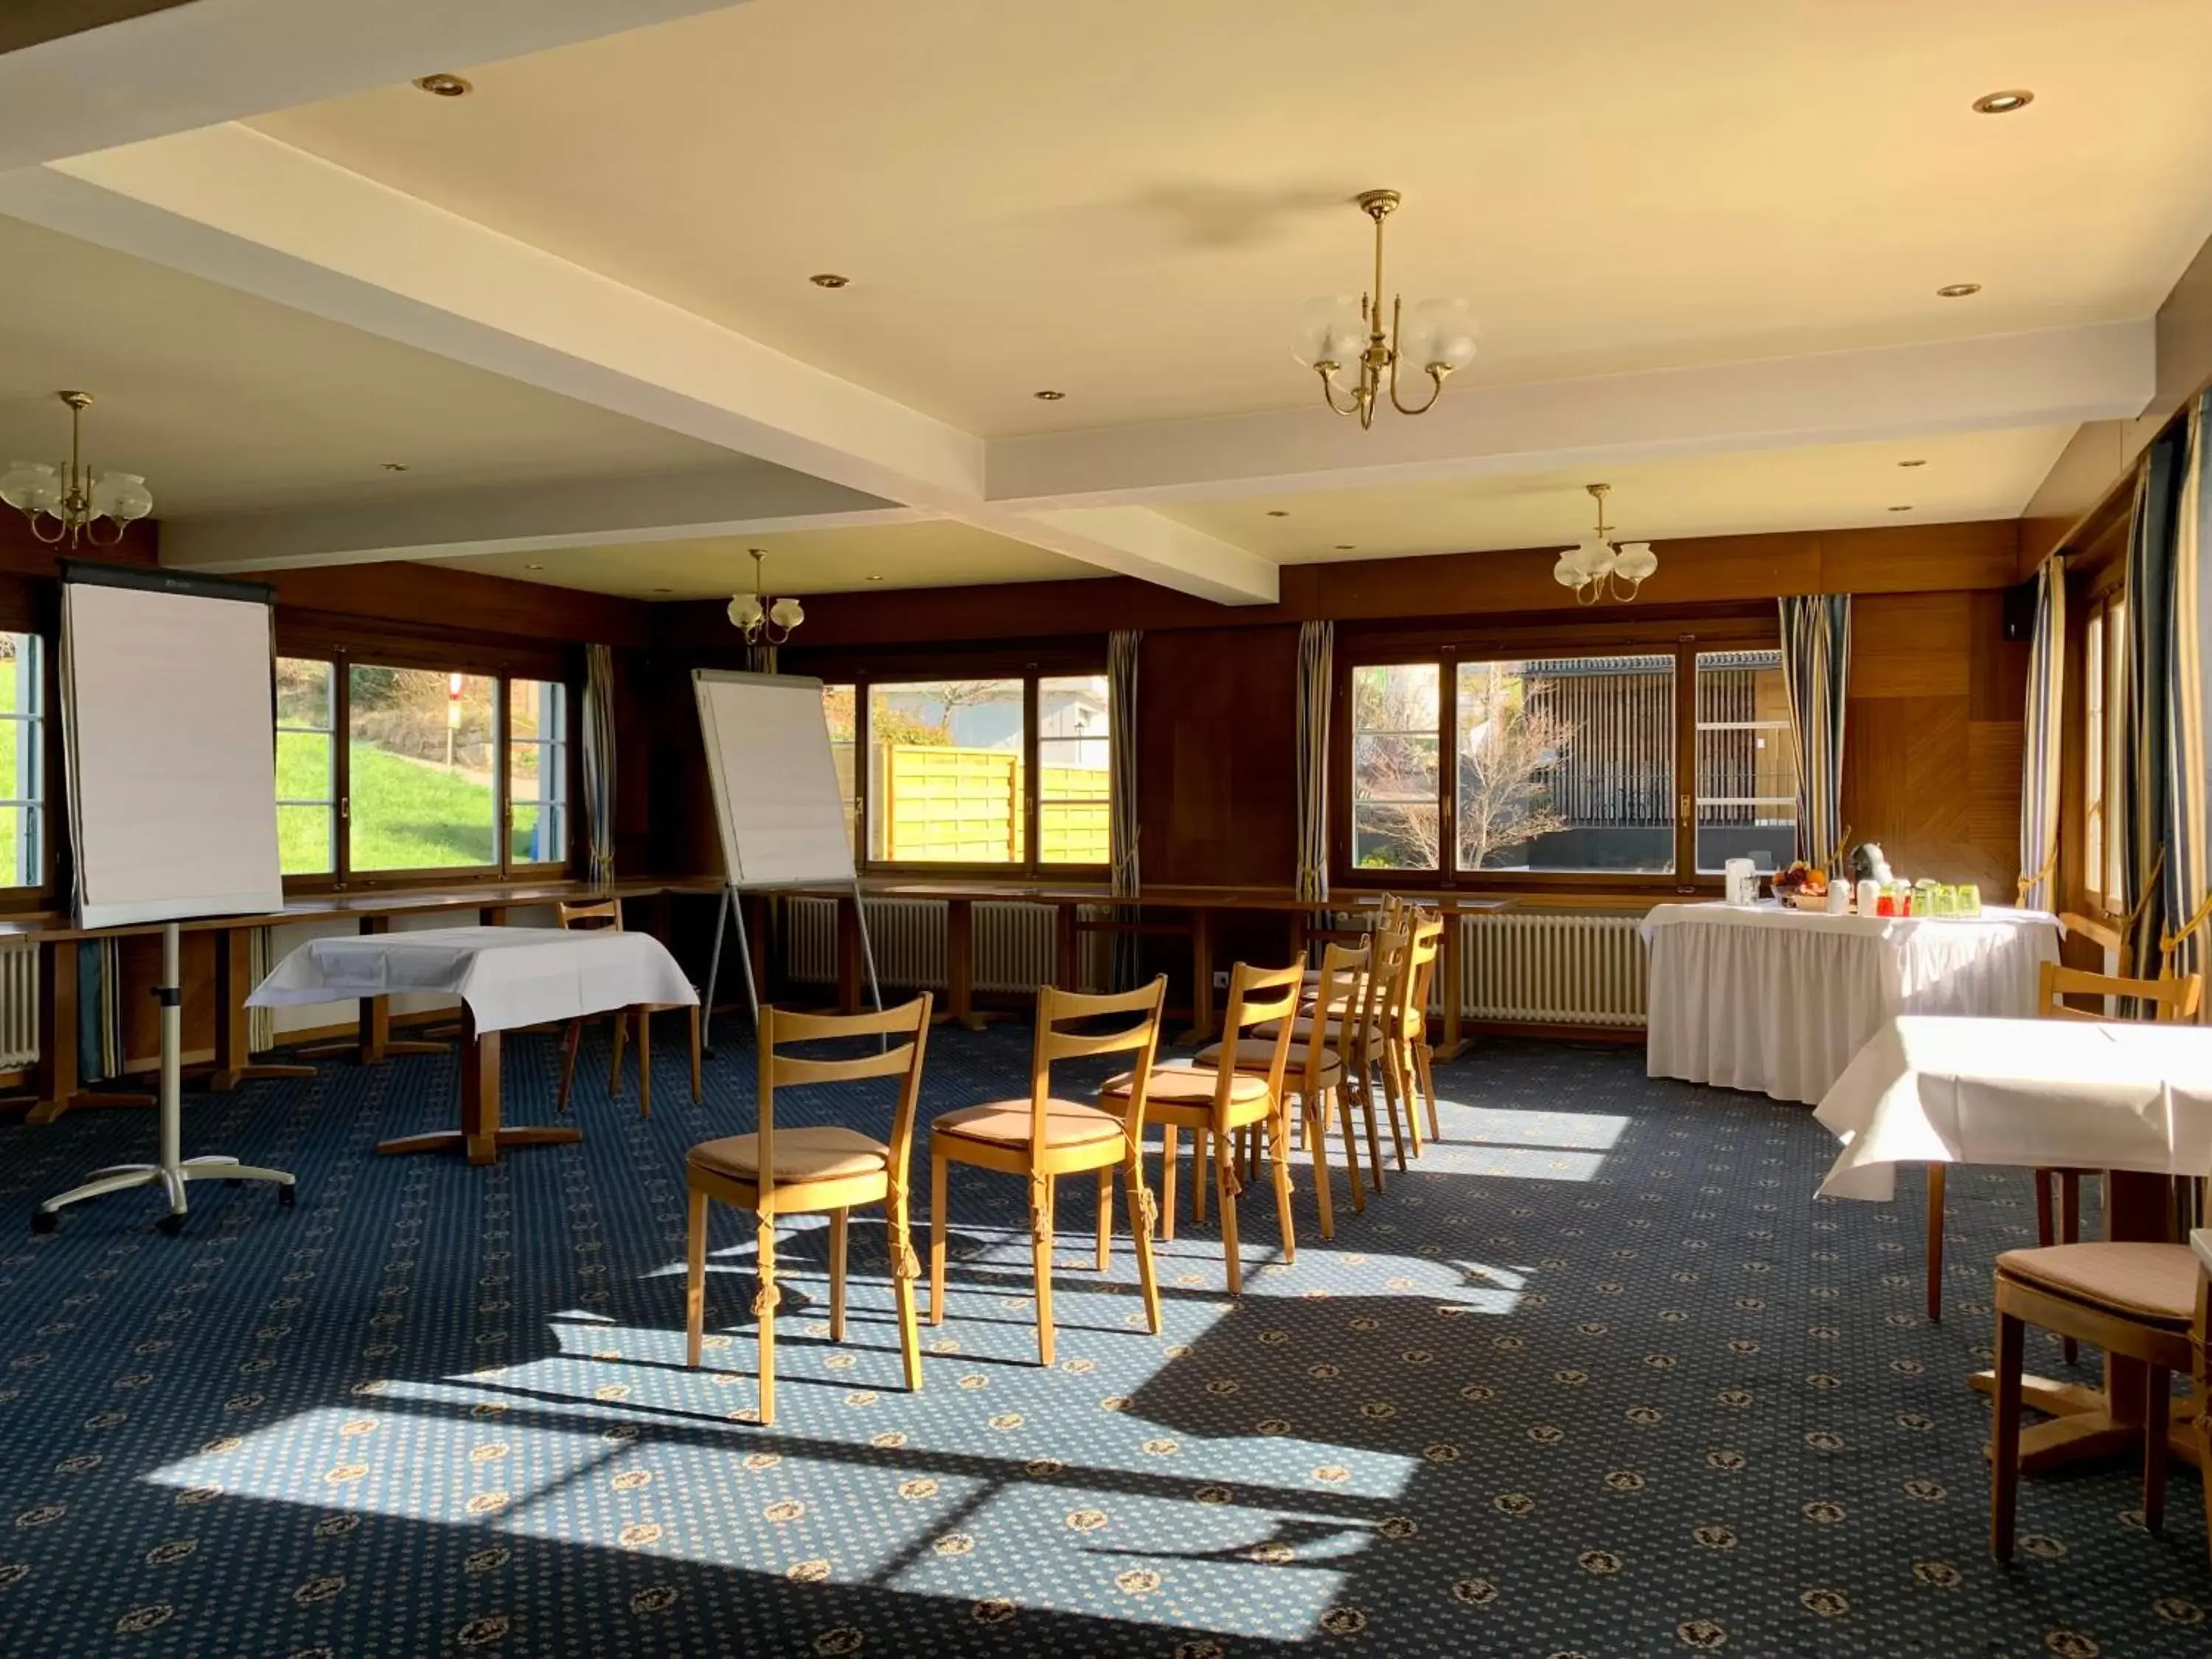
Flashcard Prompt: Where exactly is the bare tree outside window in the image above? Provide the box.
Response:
[1456,663,1573,869]
[1350,664,1441,870]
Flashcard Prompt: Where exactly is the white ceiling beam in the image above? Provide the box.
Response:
[0,0,746,173]
[161,465,916,573]
[0,126,1285,604]
[986,321,2157,509]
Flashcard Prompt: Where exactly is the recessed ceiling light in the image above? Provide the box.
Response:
[413,73,472,98]
[1033,389,1065,401]
[1266,509,1290,518]
[810,273,849,289]
[1935,282,1982,299]
[866,574,886,582]
[1335,543,1356,552]
[1972,89,2034,115]
[524,562,545,571]
[1888,504,1914,512]
[652,587,673,594]
[380,462,410,472]
[1898,459,1927,468]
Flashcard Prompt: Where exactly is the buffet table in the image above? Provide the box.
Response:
[251,926,697,1164]
[1641,901,2061,1104]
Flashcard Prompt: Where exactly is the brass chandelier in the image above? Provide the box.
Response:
[1,392,153,547]
[1552,483,1658,605]
[1293,189,1478,429]
[727,548,805,644]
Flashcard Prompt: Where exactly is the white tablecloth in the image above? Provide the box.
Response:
[248,926,697,1035]
[1815,1015,2212,1200]
[1642,902,2062,1104]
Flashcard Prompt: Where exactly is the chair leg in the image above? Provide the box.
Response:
[2197,1377,2212,1565]
[2143,1365,2170,1535]
[1397,1040,1425,1158]
[1095,1166,1113,1273]
[1990,1306,2024,1559]
[2034,1169,2054,1247]
[557,1020,583,1114]
[1416,1042,1441,1143]
[1192,1127,1210,1224]
[928,1152,950,1326]
[608,1008,627,1098]
[636,1006,653,1121]
[755,1217,779,1426]
[1158,1125,1179,1240]
[1215,1135,1243,1296]
[687,1004,703,1104]
[1925,1165,1945,1324]
[684,1186,710,1368]
[1335,1079,1366,1212]
[1356,1060,1386,1194]
[1267,1105,1297,1266]
[1380,1045,1411,1172]
[828,1207,849,1346]
[1125,1157,1162,1334]
[1307,1093,1337,1241]
[1031,1176,1057,1368]
[2059,1172,2080,1365]
[888,1191,922,1394]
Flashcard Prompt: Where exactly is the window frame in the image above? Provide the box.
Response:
[790,645,1113,880]
[0,630,52,903]
[2074,583,2129,920]
[1329,612,1781,894]
[274,640,580,894]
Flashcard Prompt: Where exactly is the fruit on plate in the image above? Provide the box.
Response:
[1771,860,1827,897]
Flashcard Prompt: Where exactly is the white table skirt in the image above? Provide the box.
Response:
[248,926,697,1035]
[1641,902,2062,1105]
[1815,1015,2212,1200]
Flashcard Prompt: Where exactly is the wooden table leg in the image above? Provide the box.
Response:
[28,939,80,1124]
[945,898,984,1030]
[1433,908,1467,1062]
[209,928,313,1091]
[1178,908,1216,1044]
[1054,901,1079,993]
[837,897,863,1015]
[376,1007,579,1165]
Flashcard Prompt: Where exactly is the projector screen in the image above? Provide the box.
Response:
[693,669,856,888]
[61,566,285,928]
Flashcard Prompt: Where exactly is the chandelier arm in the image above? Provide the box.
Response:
[26,513,66,546]
[1388,364,1448,417]
[1576,579,1602,607]
[84,517,126,549]
[1315,366,1364,419]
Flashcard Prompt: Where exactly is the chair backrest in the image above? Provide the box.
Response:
[2037,959,2203,1023]
[1394,912,1445,1040]
[2056,911,2131,977]
[557,898,623,932]
[755,995,933,1202]
[1216,957,1307,1121]
[1357,927,1413,1057]
[1308,940,1371,1090]
[1033,978,1167,1144]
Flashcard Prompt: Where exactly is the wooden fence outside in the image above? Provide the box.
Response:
[865,743,1107,863]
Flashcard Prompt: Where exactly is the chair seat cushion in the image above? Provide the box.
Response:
[1096,1060,1273,1106]
[689,1126,888,1184]
[1194,1039,1343,1087]
[1995,1242,2199,1326]
[934,1097,1126,1149]
[1256,1014,1384,1047]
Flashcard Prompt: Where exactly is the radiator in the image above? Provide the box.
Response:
[0,939,35,1070]
[782,898,1109,995]
[1458,911,1648,1029]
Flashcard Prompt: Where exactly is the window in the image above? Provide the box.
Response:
[276,657,336,876]
[1038,673,1111,866]
[821,684,858,856]
[272,655,574,887]
[2081,592,2128,914]
[1694,650,1798,873]
[508,679,568,867]
[2083,608,2104,909]
[1339,633,1784,887]
[867,678,1027,863]
[0,632,44,890]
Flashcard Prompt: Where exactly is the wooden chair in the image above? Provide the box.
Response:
[1265,925,1410,1186]
[1197,942,1371,1237]
[683,995,932,1426]
[1990,1218,2208,1559]
[554,898,703,1119]
[928,978,1167,1367]
[1102,959,1304,1292]
[1397,912,1446,1150]
[1924,962,2202,1332]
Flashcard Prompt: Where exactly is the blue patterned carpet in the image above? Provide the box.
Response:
[0,1023,2207,1658]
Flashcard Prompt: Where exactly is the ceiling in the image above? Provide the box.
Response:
[0,213,731,515]
[1165,426,2079,564]
[249,0,2212,435]
[447,518,1090,599]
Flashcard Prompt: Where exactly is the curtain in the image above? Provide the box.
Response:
[1295,619,1333,903]
[1107,630,1141,988]
[1777,596,1851,871]
[581,643,618,887]
[77,938,122,1083]
[748,643,779,676]
[2121,392,2212,990]
[2016,557,2066,911]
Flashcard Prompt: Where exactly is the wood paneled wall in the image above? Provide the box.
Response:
[1840,591,2028,893]
[1135,626,1301,887]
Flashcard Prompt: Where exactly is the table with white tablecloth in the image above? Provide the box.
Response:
[251,926,697,1164]
[1641,902,2062,1104]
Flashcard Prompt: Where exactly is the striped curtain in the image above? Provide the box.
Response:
[748,643,779,676]
[1107,630,1142,988]
[1295,619,1333,903]
[1777,595,1851,871]
[77,938,122,1083]
[2017,557,2066,911]
[2121,392,2212,992]
[581,643,618,887]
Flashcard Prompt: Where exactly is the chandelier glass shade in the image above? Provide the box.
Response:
[1,392,153,548]
[1293,190,1478,430]
[727,549,804,644]
[1552,484,1658,605]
